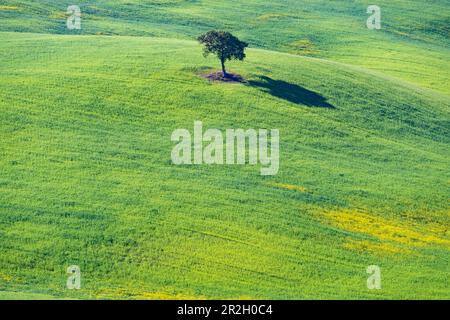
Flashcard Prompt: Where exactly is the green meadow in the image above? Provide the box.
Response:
[0,1,449,299]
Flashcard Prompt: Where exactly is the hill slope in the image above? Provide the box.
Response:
[0,0,449,93]
[0,32,449,299]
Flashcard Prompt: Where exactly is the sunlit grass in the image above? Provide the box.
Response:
[0,32,448,299]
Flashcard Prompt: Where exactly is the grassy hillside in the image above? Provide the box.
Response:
[0,0,449,93]
[0,32,449,299]
[0,290,65,300]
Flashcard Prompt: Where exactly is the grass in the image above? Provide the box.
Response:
[0,0,449,93]
[0,290,65,300]
[0,32,448,299]
[0,0,449,300]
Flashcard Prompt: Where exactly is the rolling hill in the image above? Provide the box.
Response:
[1,0,449,93]
[0,0,449,299]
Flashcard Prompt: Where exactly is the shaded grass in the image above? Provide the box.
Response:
[248,76,335,108]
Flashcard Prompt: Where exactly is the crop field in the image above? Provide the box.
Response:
[0,1,449,300]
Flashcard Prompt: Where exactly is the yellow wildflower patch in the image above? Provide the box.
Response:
[0,272,13,282]
[343,239,412,255]
[49,11,67,20]
[270,182,307,193]
[323,209,450,249]
[94,288,205,300]
[286,39,319,56]
[0,6,19,10]
[135,291,205,300]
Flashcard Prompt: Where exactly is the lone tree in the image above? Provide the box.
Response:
[198,30,248,78]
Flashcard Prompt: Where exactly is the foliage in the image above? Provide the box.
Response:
[198,30,248,76]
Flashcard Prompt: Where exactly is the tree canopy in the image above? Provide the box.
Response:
[198,30,248,77]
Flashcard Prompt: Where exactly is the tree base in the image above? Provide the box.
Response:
[203,71,246,83]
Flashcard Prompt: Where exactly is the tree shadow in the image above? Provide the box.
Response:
[248,76,335,109]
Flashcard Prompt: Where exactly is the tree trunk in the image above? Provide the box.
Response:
[220,58,227,78]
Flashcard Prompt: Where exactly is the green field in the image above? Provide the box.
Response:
[0,1,449,300]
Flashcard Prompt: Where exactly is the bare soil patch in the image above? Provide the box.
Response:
[202,71,246,83]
